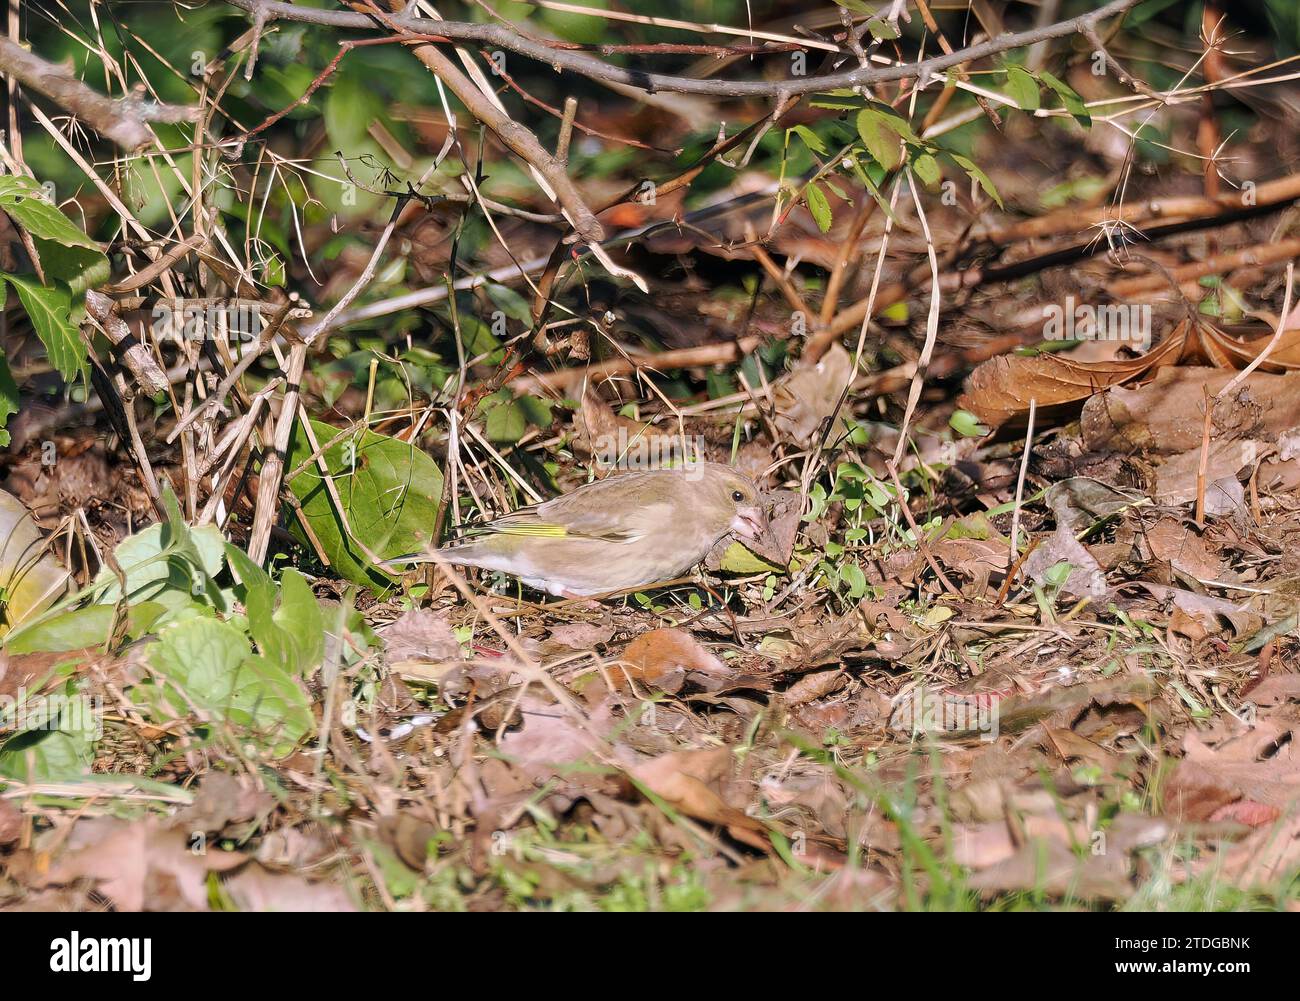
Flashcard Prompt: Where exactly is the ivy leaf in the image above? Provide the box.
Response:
[1039,71,1091,127]
[1005,65,1041,112]
[950,154,1004,209]
[805,183,833,232]
[856,108,902,171]
[286,419,445,593]
[4,274,84,381]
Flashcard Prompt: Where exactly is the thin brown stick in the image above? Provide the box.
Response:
[247,342,305,564]
[365,0,603,243]
[511,335,763,394]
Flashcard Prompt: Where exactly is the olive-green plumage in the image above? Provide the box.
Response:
[430,463,765,597]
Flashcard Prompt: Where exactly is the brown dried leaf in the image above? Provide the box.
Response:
[629,747,761,831]
[1165,721,1300,823]
[959,322,1186,429]
[35,818,244,911]
[618,628,733,694]
[380,608,462,664]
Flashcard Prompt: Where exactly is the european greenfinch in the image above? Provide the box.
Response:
[400,463,766,598]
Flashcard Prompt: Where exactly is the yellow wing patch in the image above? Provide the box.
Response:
[490,522,569,538]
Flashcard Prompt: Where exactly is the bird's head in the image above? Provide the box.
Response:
[698,465,767,542]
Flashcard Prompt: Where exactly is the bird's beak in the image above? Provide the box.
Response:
[730,505,767,542]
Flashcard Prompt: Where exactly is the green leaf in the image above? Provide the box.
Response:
[485,282,533,323]
[950,154,1004,209]
[226,544,324,676]
[912,153,941,187]
[804,183,833,232]
[325,69,383,149]
[1039,71,1091,127]
[810,97,864,111]
[0,347,15,448]
[949,409,989,438]
[3,602,165,654]
[92,519,227,612]
[3,274,84,381]
[145,616,313,755]
[0,721,96,782]
[718,541,786,574]
[790,124,828,155]
[1005,66,1041,112]
[0,175,102,251]
[479,390,553,443]
[274,569,325,674]
[865,16,901,40]
[841,563,867,599]
[286,419,445,593]
[856,109,903,171]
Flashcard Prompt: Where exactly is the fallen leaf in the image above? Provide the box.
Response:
[35,818,244,911]
[618,628,734,694]
[1165,721,1300,823]
[380,608,462,663]
[629,747,761,831]
[222,864,357,911]
[772,343,852,444]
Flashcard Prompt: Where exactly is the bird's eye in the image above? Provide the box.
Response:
[731,490,745,502]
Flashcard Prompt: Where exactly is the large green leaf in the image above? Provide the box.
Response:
[856,108,903,171]
[3,602,165,654]
[226,546,324,676]
[0,175,102,250]
[4,274,84,381]
[91,518,228,615]
[145,616,313,755]
[287,419,444,592]
[0,724,96,782]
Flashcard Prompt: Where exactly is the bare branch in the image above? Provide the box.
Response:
[224,0,1140,99]
[0,37,194,150]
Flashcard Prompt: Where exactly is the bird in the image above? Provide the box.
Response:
[393,463,767,598]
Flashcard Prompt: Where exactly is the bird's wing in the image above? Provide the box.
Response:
[462,472,671,543]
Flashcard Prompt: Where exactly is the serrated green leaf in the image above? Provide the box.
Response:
[0,175,102,251]
[791,124,828,155]
[1039,71,1091,127]
[951,154,1004,209]
[856,108,902,171]
[912,152,941,186]
[3,274,84,381]
[805,183,833,232]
